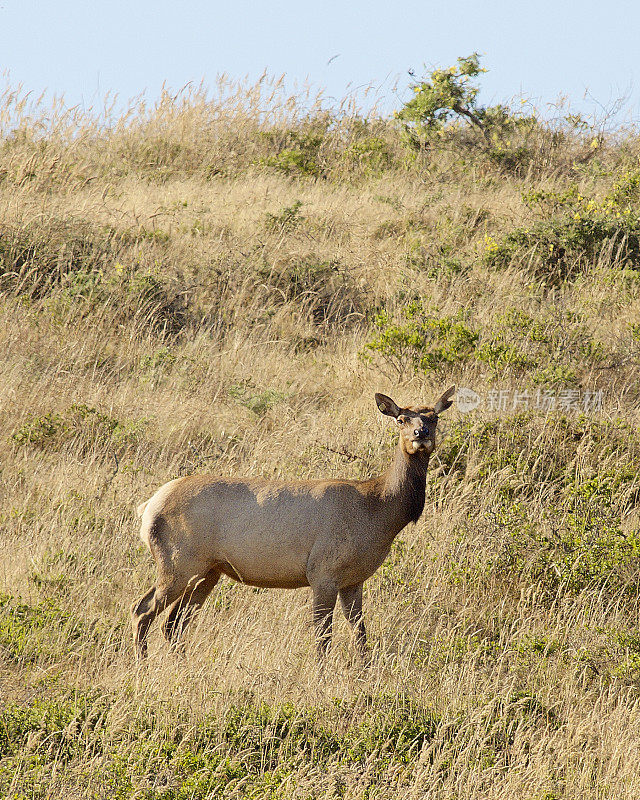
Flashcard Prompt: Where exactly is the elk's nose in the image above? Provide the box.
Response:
[414,428,429,439]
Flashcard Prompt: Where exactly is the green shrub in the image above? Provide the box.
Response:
[440,413,640,493]
[263,146,318,176]
[395,53,538,174]
[396,53,487,146]
[259,131,324,177]
[264,200,304,232]
[221,702,340,770]
[475,339,535,372]
[0,692,113,800]
[485,217,640,281]
[228,383,287,416]
[485,185,640,282]
[11,404,145,453]
[438,414,640,595]
[495,308,550,343]
[495,493,640,595]
[11,411,66,447]
[346,136,392,175]
[488,306,606,379]
[609,168,640,207]
[530,364,578,387]
[365,298,608,380]
[364,302,478,376]
[140,346,176,373]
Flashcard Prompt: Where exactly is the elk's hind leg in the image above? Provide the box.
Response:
[162,568,221,649]
[131,583,181,661]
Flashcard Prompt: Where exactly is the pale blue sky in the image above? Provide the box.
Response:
[1,1,639,121]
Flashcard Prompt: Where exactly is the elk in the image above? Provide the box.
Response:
[130,386,455,661]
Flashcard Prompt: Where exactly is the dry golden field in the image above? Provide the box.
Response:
[3,77,640,798]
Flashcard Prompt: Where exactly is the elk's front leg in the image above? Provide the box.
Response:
[339,583,367,658]
[311,581,338,659]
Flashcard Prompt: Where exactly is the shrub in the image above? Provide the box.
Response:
[11,404,145,454]
[0,219,123,298]
[485,185,640,282]
[396,53,488,146]
[438,414,640,596]
[228,383,287,416]
[609,168,640,207]
[346,136,392,175]
[10,411,65,447]
[259,131,324,177]
[0,217,189,333]
[472,306,606,378]
[475,339,535,372]
[264,200,304,232]
[496,492,640,595]
[363,302,478,376]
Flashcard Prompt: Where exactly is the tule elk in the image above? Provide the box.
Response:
[131,386,455,661]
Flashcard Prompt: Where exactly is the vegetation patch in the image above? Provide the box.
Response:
[263,200,305,232]
[0,219,127,297]
[395,53,546,175]
[58,262,189,336]
[11,403,146,454]
[0,693,447,799]
[345,135,392,175]
[364,302,479,376]
[259,129,326,177]
[484,185,640,282]
[0,593,95,663]
[228,383,287,416]
[438,413,640,595]
[255,255,363,326]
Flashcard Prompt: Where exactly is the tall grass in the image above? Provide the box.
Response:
[2,76,640,798]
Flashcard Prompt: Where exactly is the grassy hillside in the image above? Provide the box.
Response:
[3,74,640,798]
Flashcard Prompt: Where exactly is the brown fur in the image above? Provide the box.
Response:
[130,386,455,661]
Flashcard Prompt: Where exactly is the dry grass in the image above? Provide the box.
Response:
[3,78,640,798]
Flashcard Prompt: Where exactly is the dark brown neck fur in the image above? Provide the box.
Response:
[381,442,429,526]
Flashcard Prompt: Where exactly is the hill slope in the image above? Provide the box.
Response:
[2,79,640,798]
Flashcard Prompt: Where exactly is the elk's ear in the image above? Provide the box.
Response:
[434,385,456,414]
[375,393,401,418]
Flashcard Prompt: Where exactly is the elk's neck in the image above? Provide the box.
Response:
[380,442,429,528]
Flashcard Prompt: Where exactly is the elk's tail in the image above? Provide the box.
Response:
[136,499,150,519]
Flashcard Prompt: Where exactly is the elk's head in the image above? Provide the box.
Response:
[375,387,455,456]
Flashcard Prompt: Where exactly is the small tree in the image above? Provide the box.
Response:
[396,53,488,148]
[398,53,540,156]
